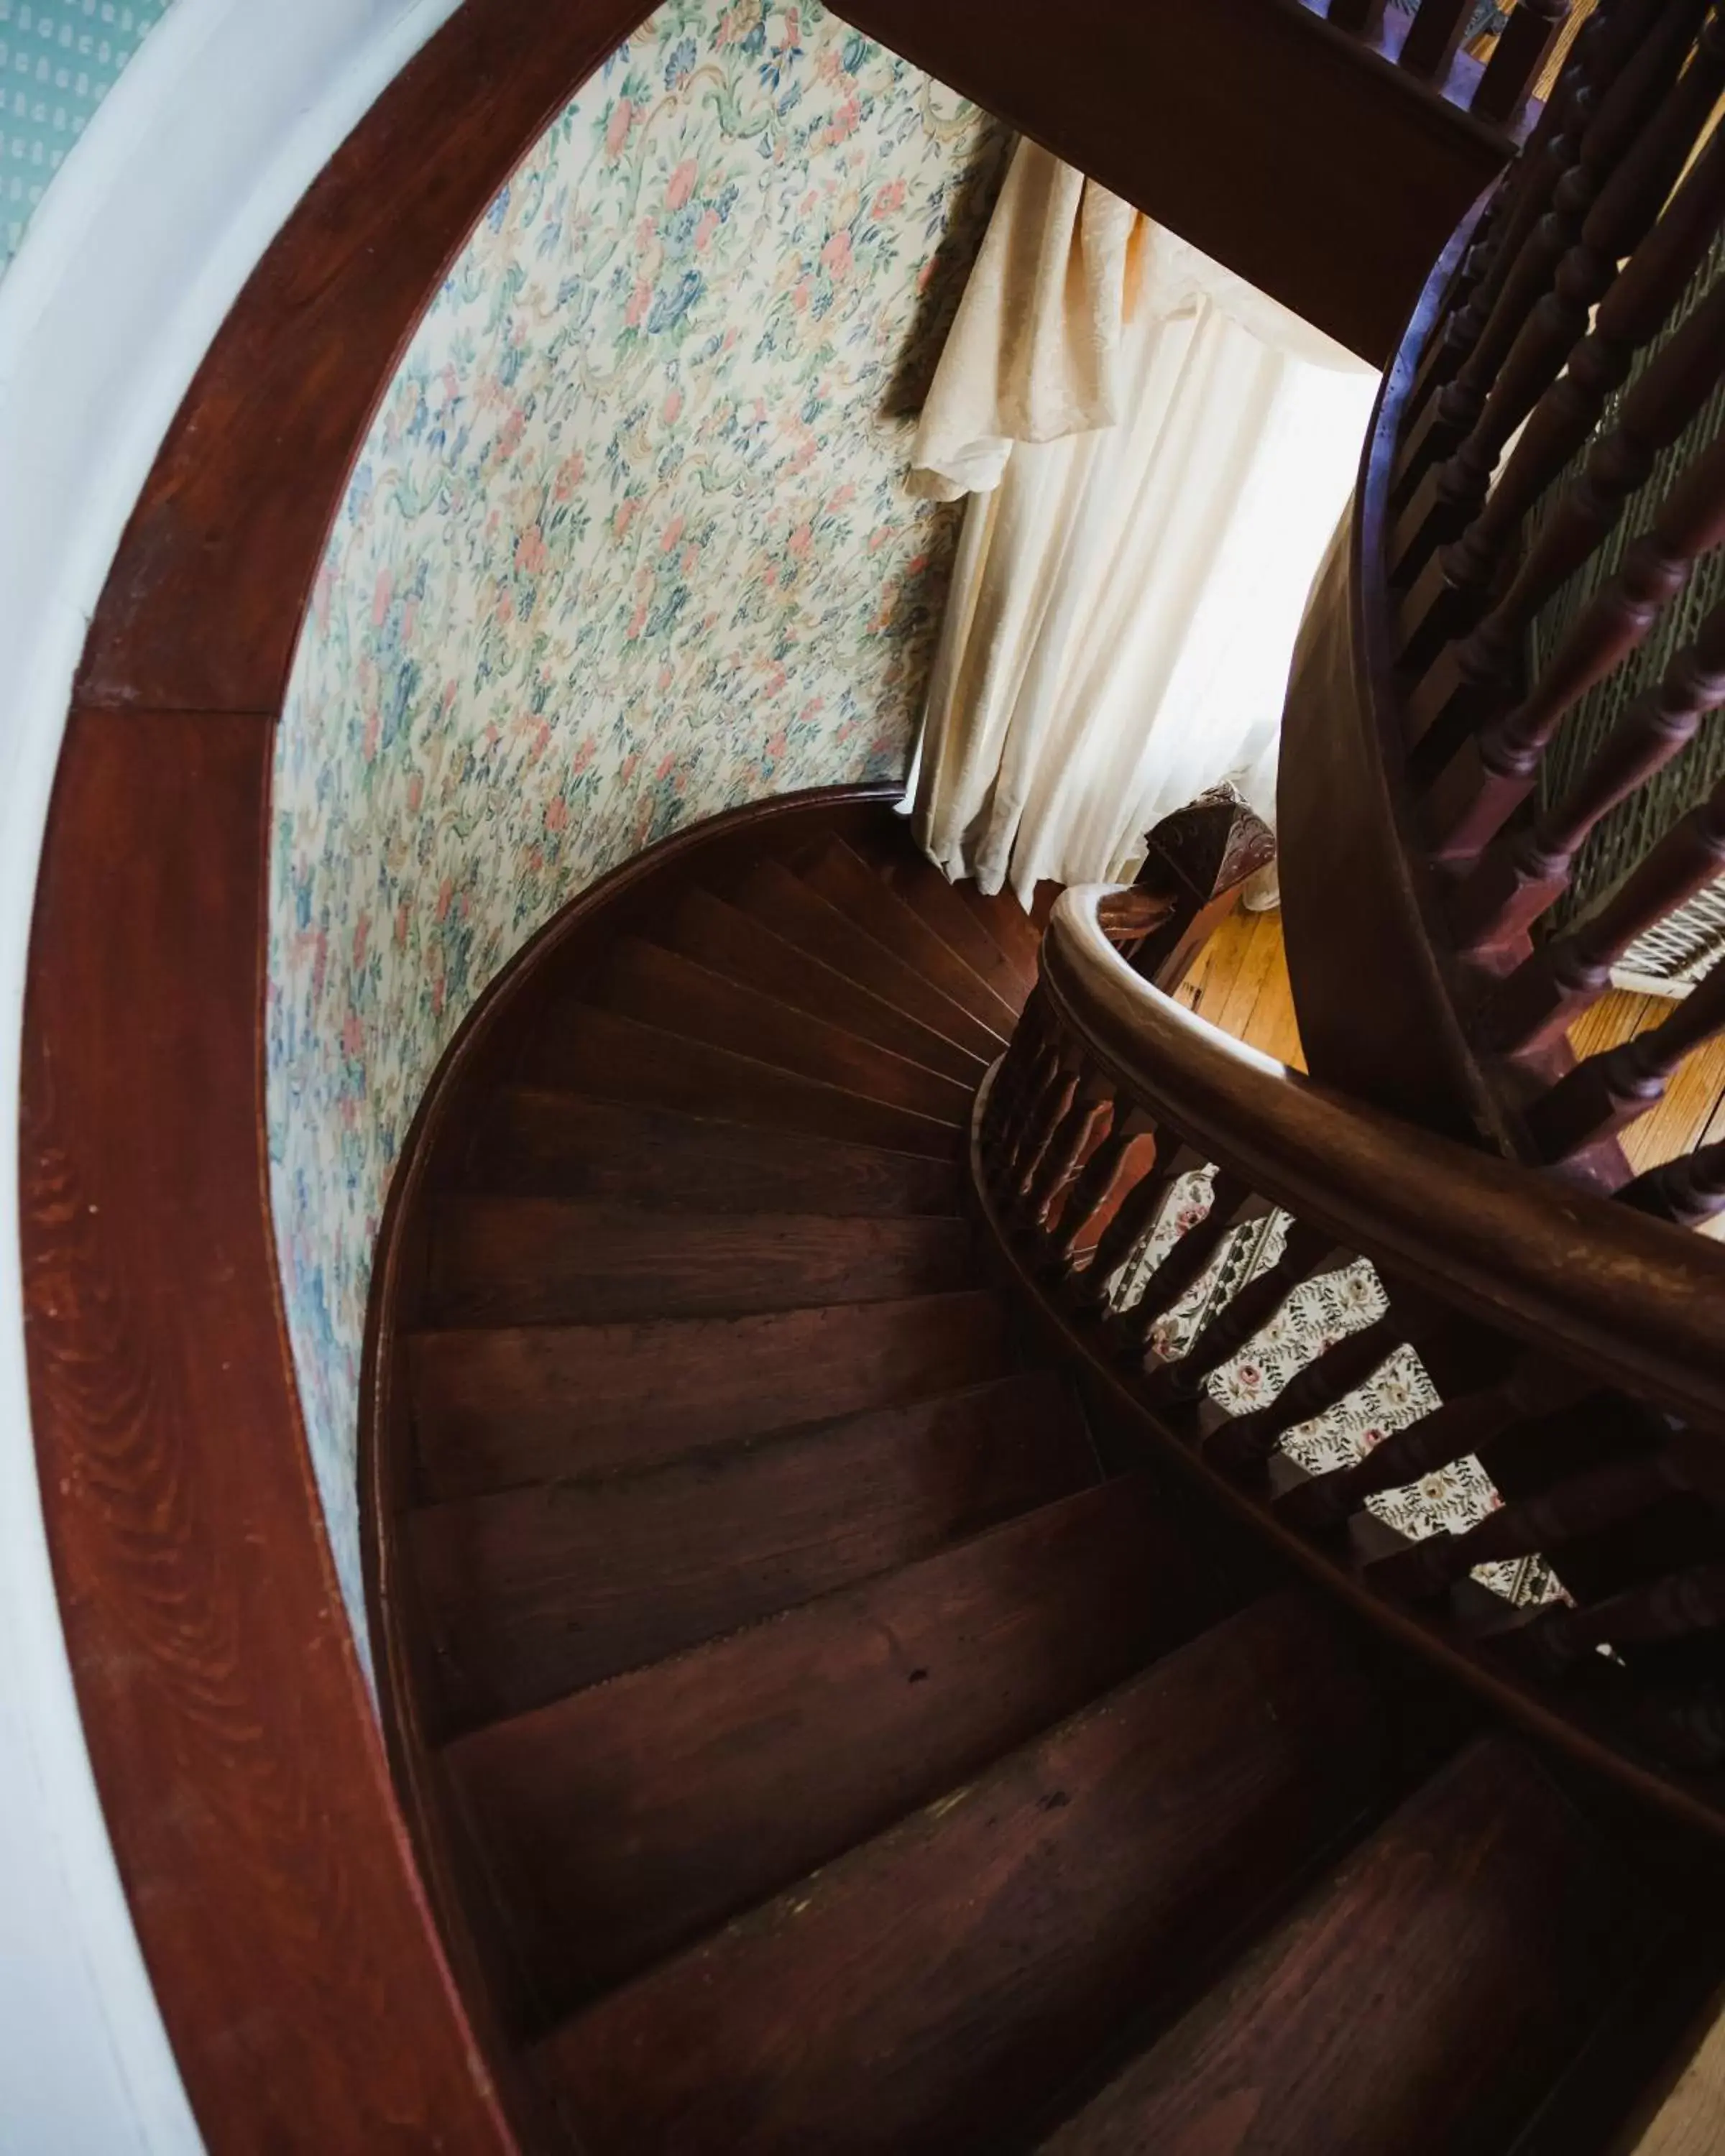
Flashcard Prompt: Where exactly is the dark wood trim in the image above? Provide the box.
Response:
[965,1061,1725,1846]
[20,711,518,2152]
[17,1,681,2147]
[833,0,1512,364]
[77,0,654,714]
[359,784,902,2050]
[1278,187,1518,1145]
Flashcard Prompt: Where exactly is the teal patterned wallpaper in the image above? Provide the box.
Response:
[1,0,171,272]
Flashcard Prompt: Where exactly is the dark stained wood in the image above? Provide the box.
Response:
[535,1594,1392,2156]
[1041,1738,1659,2156]
[726,854,1007,1061]
[660,888,986,1084]
[1278,199,1514,1146]
[1527,956,1725,1164]
[443,1473,1220,2026]
[1408,264,1725,766]
[19,711,517,2152]
[1392,4,1723,596]
[1479,772,1725,1059]
[1472,0,1572,124]
[1399,0,1475,83]
[967,953,1725,1841]
[1405,116,1725,668]
[78,0,656,711]
[794,837,1021,1037]
[409,1289,1021,1503]
[1448,589,1725,958]
[837,0,1514,364]
[525,1003,961,1158]
[464,1089,964,1215]
[593,934,974,1122]
[423,1195,977,1326]
[408,1372,1098,1733]
[1425,423,1725,865]
[852,846,1036,1009]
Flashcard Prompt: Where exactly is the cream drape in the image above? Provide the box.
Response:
[907,142,1378,906]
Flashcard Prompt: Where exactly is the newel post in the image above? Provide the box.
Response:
[1107,788,1277,986]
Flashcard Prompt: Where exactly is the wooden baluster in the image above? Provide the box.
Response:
[1478,769,1725,1056]
[1328,0,1390,34]
[1052,1118,1156,1267]
[1075,1138,1205,1309]
[1472,0,1574,124]
[1021,1079,1113,1233]
[1142,1219,1349,1407]
[1395,10,1725,596]
[1205,1310,1409,1478]
[1447,587,1725,956]
[1399,0,1476,80]
[1398,110,1725,671]
[1005,1054,1080,1195]
[1108,1169,1259,1360]
[1423,423,1725,865]
[1394,0,1696,500]
[1274,1350,1586,1528]
[1366,1442,1707,1600]
[983,986,1051,1149]
[1617,1138,1725,1227]
[1519,1557,1725,1669]
[1406,0,1644,424]
[1407,274,1725,768]
[1526,947,1725,1160]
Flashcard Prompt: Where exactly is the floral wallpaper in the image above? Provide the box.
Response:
[266,0,1008,1646]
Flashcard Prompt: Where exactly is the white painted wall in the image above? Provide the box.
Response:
[0,1,459,2144]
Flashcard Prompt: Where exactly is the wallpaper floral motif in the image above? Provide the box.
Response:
[266,0,1008,1644]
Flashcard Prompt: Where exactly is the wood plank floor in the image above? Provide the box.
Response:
[1174,905,1725,1189]
[1174,903,1306,1072]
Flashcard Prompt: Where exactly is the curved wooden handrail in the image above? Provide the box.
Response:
[979,879,1725,1838]
[1042,887,1725,1436]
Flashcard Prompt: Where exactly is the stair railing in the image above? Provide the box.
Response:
[975,882,1725,1835]
[1323,0,1576,132]
[1281,0,1725,1197]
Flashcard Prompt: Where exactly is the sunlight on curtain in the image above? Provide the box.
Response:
[906,148,1378,908]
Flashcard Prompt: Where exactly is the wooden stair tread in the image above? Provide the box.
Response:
[410,1370,1099,1737]
[662,887,986,1086]
[408,1289,1021,1503]
[857,848,1036,1008]
[1039,1736,1663,2156]
[423,1197,977,1327]
[791,836,1020,1036]
[521,1003,960,1158]
[446,1470,1218,2025]
[535,1592,1392,2156]
[463,1089,962,1215]
[592,936,975,1124]
[727,856,1006,1061]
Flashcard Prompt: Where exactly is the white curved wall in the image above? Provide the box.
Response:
[0,1,459,2143]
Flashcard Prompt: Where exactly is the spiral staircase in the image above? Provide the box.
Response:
[23,0,1725,2150]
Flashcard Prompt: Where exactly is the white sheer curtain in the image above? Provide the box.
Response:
[907,146,1378,906]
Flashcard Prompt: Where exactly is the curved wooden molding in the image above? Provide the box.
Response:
[19,2,657,2149]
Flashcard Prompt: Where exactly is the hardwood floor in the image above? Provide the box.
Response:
[1174,900,1307,1071]
[1177,905,1725,1197]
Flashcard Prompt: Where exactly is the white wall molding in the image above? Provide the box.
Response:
[0,1,459,2144]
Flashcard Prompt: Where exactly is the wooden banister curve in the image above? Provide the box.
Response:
[978,881,1725,1841]
[1041,888,1725,1437]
